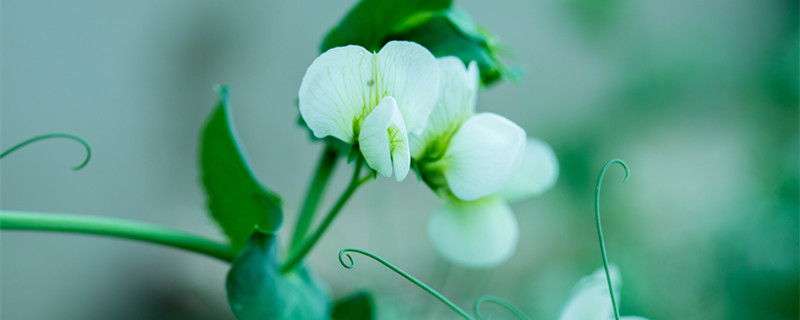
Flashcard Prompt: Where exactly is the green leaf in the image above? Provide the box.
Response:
[332,292,374,320]
[387,9,515,85]
[200,86,282,250]
[320,0,513,86]
[321,0,452,52]
[226,231,329,320]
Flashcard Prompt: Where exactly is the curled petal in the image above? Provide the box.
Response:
[442,113,526,201]
[359,97,410,181]
[411,57,479,158]
[299,45,374,143]
[428,196,518,268]
[497,137,559,202]
[376,41,440,135]
[558,266,622,320]
[390,123,411,182]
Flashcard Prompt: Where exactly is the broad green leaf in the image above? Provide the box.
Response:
[321,0,451,52]
[226,231,329,320]
[387,9,515,85]
[200,86,282,250]
[332,292,374,320]
[320,0,512,85]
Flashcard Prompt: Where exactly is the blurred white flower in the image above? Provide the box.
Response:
[559,267,649,320]
[417,57,559,268]
[428,196,518,268]
[299,41,439,181]
[497,137,560,202]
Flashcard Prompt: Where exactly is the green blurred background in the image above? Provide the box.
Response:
[1,0,797,319]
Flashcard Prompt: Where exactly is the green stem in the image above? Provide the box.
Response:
[281,158,368,274]
[339,248,473,320]
[594,159,629,320]
[0,211,237,262]
[289,145,338,253]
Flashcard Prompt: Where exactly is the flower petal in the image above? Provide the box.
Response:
[376,41,440,135]
[442,113,526,201]
[410,57,479,159]
[359,97,396,177]
[359,97,410,181]
[389,118,410,182]
[428,196,518,268]
[497,137,559,202]
[298,45,374,143]
[558,266,621,320]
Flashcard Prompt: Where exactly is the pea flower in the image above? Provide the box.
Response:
[558,267,649,320]
[413,57,559,268]
[427,138,559,267]
[299,41,440,181]
[411,57,525,201]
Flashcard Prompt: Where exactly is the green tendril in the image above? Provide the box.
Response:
[0,133,92,170]
[473,296,530,320]
[338,248,473,320]
[595,159,629,320]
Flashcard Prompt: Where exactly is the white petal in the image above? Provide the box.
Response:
[442,113,526,201]
[359,97,396,177]
[410,57,479,159]
[298,45,374,143]
[389,119,410,182]
[497,137,559,202]
[558,266,622,320]
[376,41,440,134]
[427,196,518,268]
[359,97,410,181]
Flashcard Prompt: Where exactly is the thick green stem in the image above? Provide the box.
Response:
[281,158,368,274]
[0,211,237,262]
[289,145,338,253]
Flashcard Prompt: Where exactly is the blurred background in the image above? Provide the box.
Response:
[1,0,797,319]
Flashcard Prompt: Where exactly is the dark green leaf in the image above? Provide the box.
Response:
[200,86,282,250]
[226,232,329,320]
[387,9,515,85]
[321,0,452,52]
[320,0,513,85]
[332,292,374,320]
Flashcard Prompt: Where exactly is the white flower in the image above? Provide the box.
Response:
[426,140,558,268]
[559,267,649,320]
[411,57,525,201]
[299,41,440,181]
[428,196,518,268]
[497,137,560,202]
[418,57,559,268]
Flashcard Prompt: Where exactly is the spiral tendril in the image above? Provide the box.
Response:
[473,296,530,320]
[595,159,629,320]
[338,248,473,320]
[0,133,92,170]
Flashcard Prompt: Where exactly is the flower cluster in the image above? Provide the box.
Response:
[299,41,558,268]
